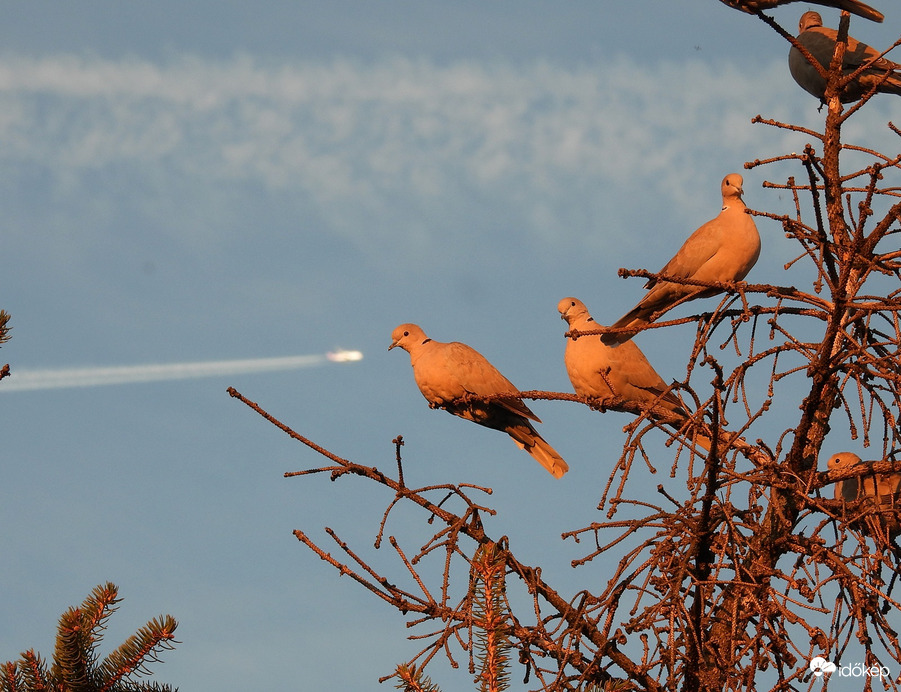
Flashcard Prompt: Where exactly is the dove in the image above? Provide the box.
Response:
[558,298,685,414]
[828,452,901,537]
[789,11,901,102]
[719,0,883,23]
[389,323,568,478]
[603,174,760,346]
[558,298,712,452]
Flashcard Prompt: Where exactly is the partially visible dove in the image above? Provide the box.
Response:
[389,323,568,478]
[828,452,901,538]
[719,0,883,22]
[603,174,760,345]
[789,11,901,102]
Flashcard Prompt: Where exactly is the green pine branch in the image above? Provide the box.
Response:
[1,662,22,692]
[19,651,50,692]
[0,309,11,383]
[394,664,442,692]
[390,544,516,692]
[53,606,96,691]
[585,680,634,691]
[0,310,10,346]
[471,542,511,692]
[97,615,178,688]
[0,583,179,692]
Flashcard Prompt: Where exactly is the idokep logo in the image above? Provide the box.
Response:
[809,656,890,679]
[809,657,836,676]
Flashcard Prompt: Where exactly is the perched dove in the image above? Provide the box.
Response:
[719,0,883,23]
[389,323,568,478]
[603,174,761,346]
[558,298,711,451]
[558,298,684,414]
[828,452,901,537]
[789,11,901,102]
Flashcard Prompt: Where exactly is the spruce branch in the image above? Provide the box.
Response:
[394,663,442,692]
[1,584,179,692]
[471,542,511,692]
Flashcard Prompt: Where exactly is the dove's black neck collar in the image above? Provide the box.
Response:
[722,199,743,211]
[422,338,431,345]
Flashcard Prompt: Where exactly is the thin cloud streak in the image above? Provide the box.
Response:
[0,353,360,392]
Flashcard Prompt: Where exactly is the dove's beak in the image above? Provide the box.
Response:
[387,340,398,351]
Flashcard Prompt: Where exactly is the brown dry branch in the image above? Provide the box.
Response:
[230,385,667,690]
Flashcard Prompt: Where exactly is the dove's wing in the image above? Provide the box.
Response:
[431,340,541,422]
[606,341,684,412]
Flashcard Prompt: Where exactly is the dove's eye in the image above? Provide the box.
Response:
[403,331,409,337]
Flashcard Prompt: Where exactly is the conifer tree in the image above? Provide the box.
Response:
[1,583,179,692]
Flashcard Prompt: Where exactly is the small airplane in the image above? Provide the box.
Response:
[326,349,364,363]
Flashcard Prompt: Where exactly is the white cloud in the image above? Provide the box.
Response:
[1,51,897,262]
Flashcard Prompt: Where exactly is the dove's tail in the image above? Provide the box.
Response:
[662,422,716,455]
[658,400,712,453]
[506,422,569,478]
[602,283,679,345]
[687,429,713,453]
[881,73,901,97]
[524,435,569,479]
[603,275,719,345]
[836,0,884,22]
[670,421,756,459]
[601,307,652,345]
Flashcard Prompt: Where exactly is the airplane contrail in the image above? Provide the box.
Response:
[0,350,363,392]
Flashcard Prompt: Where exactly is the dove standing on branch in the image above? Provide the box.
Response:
[389,323,568,479]
[558,298,685,415]
[602,174,761,346]
[559,298,711,451]
[828,452,901,538]
[719,0,883,23]
[789,11,901,102]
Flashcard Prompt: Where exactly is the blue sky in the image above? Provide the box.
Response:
[2,2,901,690]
